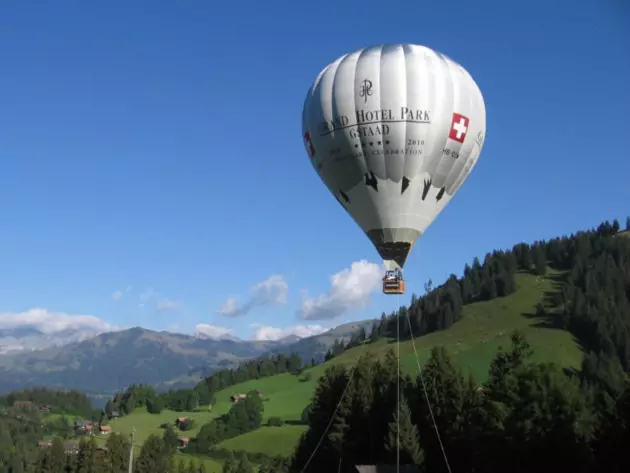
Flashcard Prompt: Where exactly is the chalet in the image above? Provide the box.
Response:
[110,410,120,419]
[177,438,190,449]
[175,416,188,425]
[74,419,93,434]
[230,394,248,403]
[99,425,112,435]
[230,390,264,404]
[13,401,34,408]
[38,405,52,414]
[37,440,52,448]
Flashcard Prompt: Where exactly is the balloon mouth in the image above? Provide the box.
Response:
[366,228,421,270]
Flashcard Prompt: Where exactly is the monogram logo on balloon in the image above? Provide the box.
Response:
[359,79,373,103]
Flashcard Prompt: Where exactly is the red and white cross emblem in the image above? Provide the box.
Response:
[304,131,316,158]
[449,113,470,143]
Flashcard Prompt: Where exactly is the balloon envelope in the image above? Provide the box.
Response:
[302,43,486,270]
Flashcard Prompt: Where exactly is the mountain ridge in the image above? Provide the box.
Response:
[0,321,373,395]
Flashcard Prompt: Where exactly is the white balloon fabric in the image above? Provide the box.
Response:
[302,43,486,270]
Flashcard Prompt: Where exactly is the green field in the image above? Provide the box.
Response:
[210,373,319,421]
[107,270,583,464]
[106,407,215,445]
[177,453,224,473]
[219,425,308,457]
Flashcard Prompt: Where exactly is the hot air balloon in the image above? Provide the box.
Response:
[302,43,486,295]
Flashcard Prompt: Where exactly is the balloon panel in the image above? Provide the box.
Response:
[302,44,486,269]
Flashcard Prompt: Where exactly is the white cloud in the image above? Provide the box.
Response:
[218,297,238,315]
[156,299,179,312]
[137,287,180,312]
[218,274,289,317]
[194,324,234,340]
[0,308,115,352]
[298,260,383,321]
[111,286,132,302]
[249,323,327,341]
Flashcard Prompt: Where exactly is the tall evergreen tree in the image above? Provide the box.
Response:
[221,450,236,473]
[234,453,253,473]
[105,433,130,473]
[384,396,424,466]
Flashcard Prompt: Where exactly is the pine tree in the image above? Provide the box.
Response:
[222,451,236,473]
[234,453,253,473]
[48,437,66,473]
[534,246,547,275]
[76,437,100,473]
[105,433,130,473]
[133,434,170,473]
[385,396,424,466]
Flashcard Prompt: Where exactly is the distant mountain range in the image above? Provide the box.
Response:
[0,326,104,354]
[0,320,374,395]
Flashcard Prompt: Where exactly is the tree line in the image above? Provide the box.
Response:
[184,391,264,455]
[32,430,210,473]
[1,388,97,419]
[195,352,303,395]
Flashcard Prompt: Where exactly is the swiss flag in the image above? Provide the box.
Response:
[449,113,470,143]
[304,131,316,158]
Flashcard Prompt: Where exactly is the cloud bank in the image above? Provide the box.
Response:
[248,323,327,341]
[0,308,114,353]
[194,323,235,340]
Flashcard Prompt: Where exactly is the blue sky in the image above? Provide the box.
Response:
[0,0,628,343]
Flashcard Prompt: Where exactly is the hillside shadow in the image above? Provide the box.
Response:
[282,419,307,426]
[522,272,568,329]
[522,308,558,329]
[563,367,581,378]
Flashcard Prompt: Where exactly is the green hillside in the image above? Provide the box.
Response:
[110,269,583,461]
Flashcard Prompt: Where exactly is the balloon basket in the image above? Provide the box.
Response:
[383,279,405,295]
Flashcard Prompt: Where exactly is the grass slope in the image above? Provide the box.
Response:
[218,425,309,457]
[110,271,583,461]
[106,408,214,445]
